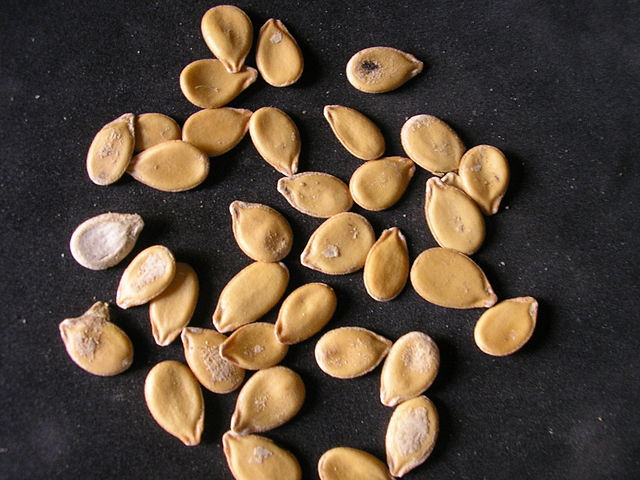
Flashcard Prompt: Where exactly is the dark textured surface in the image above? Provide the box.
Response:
[1,1,639,479]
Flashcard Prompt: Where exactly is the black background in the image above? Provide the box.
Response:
[1,1,639,479]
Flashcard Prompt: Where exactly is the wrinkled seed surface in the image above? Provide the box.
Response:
[182,108,252,156]
[134,113,181,152]
[277,172,353,218]
[249,107,300,176]
[363,227,409,302]
[350,156,415,211]
[86,113,135,186]
[201,5,253,73]
[256,19,304,87]
[346,46,423,93]
[458,144,510,215]
[318,447,392,480]
[323,105,385,160]
[220,322,289,370]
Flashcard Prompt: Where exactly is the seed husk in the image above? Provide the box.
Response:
[277,172,353,218]
[350,156,415,211]
[410,247,497,309]
[346,46,423,93]
[223,431,302,480]
[300,212,375,275]
[256,19,304,87]
[230,201,293,262]
[315,326,392,379]
[201,5,253,73]
[275,283,337,344]
[400,114,465,175]
[474,297,538,356]
[59,302,133,376]
[182,108,252,156]
[116,245,176,309]
[149,262,199,346]
[249,107,300,176]
[458,145,510,215]
[220,322,289,370]
[363,227,409,302]
[318,447,392,480]
[144,360,204,446]
[127,140,210,192]
[181,327,245,394]
[323,105,385,160]
[134,113,181,152]
[86,113,135,186]
[231,366,305,434]
[69,212,144,270]
[180,59,258,109]
[212,262,289,333]
[386,396,438,477]
[380,332,439,407]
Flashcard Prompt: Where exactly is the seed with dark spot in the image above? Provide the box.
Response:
[361,60,379,72]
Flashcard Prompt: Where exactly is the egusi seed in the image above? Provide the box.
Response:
[86,113,135,186]
[349,156,415,211]
[249,107,301,176]
[201,5,253,73]
[277,172,353,218]
[363,227,409,302]
[256,18,304,87]
[346,46,423,93]
[134,113,181,152]
[182,108,252,157]
[318,447,392,480]
[220,322,289,370]
[323,105,385,160]
[457,144,510,215]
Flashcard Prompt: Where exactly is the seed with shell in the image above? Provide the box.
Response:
[315,326,392,379]
[134,113,181,152]
[346,46,423,93]
[277,172,353,218]
[182,108,252,156]
[59,302,133,376]
[201,5,253,73]
[350,156,415,211]
[256,18,304,87]
[86,113,135,186]
[249,107,300,176]
[323,105,385,160]
[231,366,305,434]
[318,447,392,480]
[220,322,289,370]
[363,227,409,302]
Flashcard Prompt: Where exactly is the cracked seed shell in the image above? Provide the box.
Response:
[182,108,252,156]
[363,227,409,302]
[277,172,353,218]
[350,156,415,211]
[323,105,385,160]
[318,447,392,480]
[256,19,304,87]
[220,322,289,370]
[201,5,253,73]
[249,107,300,176]
[86,113,135,186]
[134,113,181,152]
[346,46,423,93]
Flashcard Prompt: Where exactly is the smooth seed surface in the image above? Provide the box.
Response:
[256,19,304,87]
[318,447,392,480]
[182,108,252,156]
[134,113,181,152]
[350,156,415,211]
[458,144,510,215]
[249,107,300,176]
[277,172,353,218]
[323,105,385,160]
[201,5,253,73]
[363,227,409,302]
[220,322,289,370]
[86,113,135,186]
[346,46,423,93]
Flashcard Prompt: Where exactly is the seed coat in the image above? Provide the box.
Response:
[249,107,300,176]
[350,156,415,211]
[182,108,252,156]
[256,19,304,87]
[346,46,423,93]
[134,113,181,152]
[86,113,135,185]
[363,227,409,302]
[220,322,289,370]
[277,172,352,218]
[201,5,253,73]
[323,105,385,160]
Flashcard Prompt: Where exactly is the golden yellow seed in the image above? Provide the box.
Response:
[318,447,392,480]
[363,227,409,302]
[134,113,181,152]
[249,107,300,176]
[220,322,289,370]
[182,108,252,156]
[277,172,353,218]
[350,156,415,211]
[86,113,135,186]
[323,105,385,160]
[346,46,423,93]
[458,145,510,215]
[201,5,253,73]
[256,19,304,87]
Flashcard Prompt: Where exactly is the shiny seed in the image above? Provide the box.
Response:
[201,5,253,73]
[346,46,423,93]
[249,107,300,176]
[59,302,133,376]
[323,105,385,160]
[86,113,135,185]
[256,19,304,87]
[134,113,181,152]
[350,156,415,211]
[363,227,409,302]
[318,447,392,480]
[182,108,252,156]
[220,322,289,370]
[277,172,353,218]
[457,145,510,215]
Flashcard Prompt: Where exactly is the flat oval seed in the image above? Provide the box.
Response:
[458,145,510,215]
[149,263,199,346]
[386,396,439,477]
[59,302,133,376]
[230,201,293,262]
[346,46,423,93]
[182,108,252,156]
[425,177,485,255]
[318,447,392,480]
[315,327,392,379]
[127,140,210,192]
[410,247,497,309]
[86,113,135,185]
[256,19,304,87]
[223,431,302,480]
[400,114,465,175]
[275,283,337,344]
[363,227,409,302]
[134,113,181,152]
[144,360,204,446]
[213,262,289,333]
[231,366,305,434]
[201,5,253,73]
[474,297,538,356]
[249,107,300,176]
[380,332,439,407]
[70,212,143,270]
[323,105,385,160]
[180,59,258,109]
[220,322,289,370]
[116,245,176,309]
[350,156,415,211]
[277,172,352,218]
[181,327,245,394]
[301,212,375,275]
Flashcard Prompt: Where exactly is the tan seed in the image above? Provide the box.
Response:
[346,46,423,93]
[249,107,300,176]
[458,145,510,215]
[86,113,135,186]
[256,19,304,87]
[134,113,181,152]
[201,5,252,73]
[277,172,352,218]
[182,108,252,156]
[363,227,409,302]
[323,105,385,160]
[440,171,466,190]
[350,156,415,211]
[318,447,392,480]
[220,322,289,370]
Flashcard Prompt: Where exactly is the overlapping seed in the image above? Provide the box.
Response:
[277,172,353,218]
[457,144,510,215]
[350,156,415,211]
[86,113,135,186]
[134,113,181,152]
[249,107,300,176]
[220,322,288,370]
[318,447,392,480]
[363,227,409,302]
[182,108,252,156]
[346,46,423,93]
[323,105,385,160]
[201,5,253,73]
[256,18,304,87]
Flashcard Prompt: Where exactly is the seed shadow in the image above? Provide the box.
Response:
[520,297,552,356]
[499,148,526,209]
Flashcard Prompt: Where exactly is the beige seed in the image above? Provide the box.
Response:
[144,360,204,446]
[220,322,289,370]
[400,114,465,175]
[346,46,423,93]
[385,396,438,477]
[180,59,258,109]
[212,262,289,333]
[69,212,144,270]
[440,171,466,190]
[134,113,181,152]
[425,177,485,255]
[116,245,176,309]
[315,327,392,379]
[458,145,510,215]
[275,283,337,344]
[86,113,135,186]
[181,327,245,394]
[380,332,439,407]
[410,247,497,309]
[318,447,392,480]
[249,107,300,176]
[127,140,210,192]
[201,5,253,73]
[323,105,385,160]
[223,431,302,480]
[149,263,199,346]
[256,19,304,87]
[277,172,353,218]
[182,108,252,156]
[350,156,415,211]
[59,302,133,376]
[363,227,409,302]
[230,201,293,262]
[231,366,305,434]
[474,297,538,356]
[300,212,375,275]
